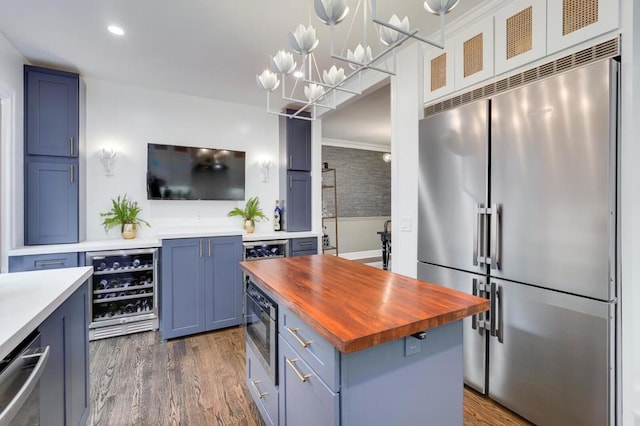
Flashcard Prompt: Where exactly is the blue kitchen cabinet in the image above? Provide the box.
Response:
[25,66,79,157]
[161,238,206,339]
[25,157,79,245]
[284,171,312,232]
[161,236,242,339]
[39,282,89,426]
[279,112,312,232]
[24,65,80,245]
[284,114,311,172]
[206,236,243,330]
[289,237,318,257]
[9,252,80,272]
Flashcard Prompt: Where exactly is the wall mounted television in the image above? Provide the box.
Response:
[147,143,246,200]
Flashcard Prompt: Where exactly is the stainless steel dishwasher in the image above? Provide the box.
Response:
[0,332,50,426]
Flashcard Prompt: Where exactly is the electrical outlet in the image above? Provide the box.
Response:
[404,335,421,356]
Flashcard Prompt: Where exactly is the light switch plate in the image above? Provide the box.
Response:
[400,216,412,232]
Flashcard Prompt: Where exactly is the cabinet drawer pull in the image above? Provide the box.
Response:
[298,242,313,247]
[289,175,293,189]
[249,380,267,399]
[35,260,66,267]
[286,358,312,382]
[208,239,211,257]
[70,165,75,184]
[70,137,74,156]
[286,327,312,348]
[199,240,203,257]
[289,155,292,168]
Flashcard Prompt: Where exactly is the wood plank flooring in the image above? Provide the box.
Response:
[89,327,531,425]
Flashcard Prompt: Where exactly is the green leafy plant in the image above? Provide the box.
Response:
[100,194,150,231]
[227,196,267,225]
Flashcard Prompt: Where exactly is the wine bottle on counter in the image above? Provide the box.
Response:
[274,200,282,231]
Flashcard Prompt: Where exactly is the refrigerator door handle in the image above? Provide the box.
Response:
[472,278,479,329]
[490,282,504,343]
[473,279,490,335]
[473,205,481,265]
[474,204,489,266]
[490,204,502,270]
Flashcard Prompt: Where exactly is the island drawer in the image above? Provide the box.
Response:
[279,307,340,392]
[280,337,339,426]
[246,343,278,426]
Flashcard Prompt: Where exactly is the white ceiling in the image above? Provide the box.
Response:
[0,0,482,148]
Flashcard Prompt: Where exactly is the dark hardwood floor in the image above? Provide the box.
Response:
[89,327,531,425]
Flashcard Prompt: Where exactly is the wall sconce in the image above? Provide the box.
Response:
[260,159,272,182]
[100,147,117,176]
[382,153,392,163]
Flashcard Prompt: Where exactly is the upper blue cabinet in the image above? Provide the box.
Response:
[25,65,79,157]
[283,111,311,171]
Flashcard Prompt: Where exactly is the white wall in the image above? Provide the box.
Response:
[0,33,25,272]
[324,216,390,255]
[84,79,280,239]
[620,0,640,423]
[389,43,422,277]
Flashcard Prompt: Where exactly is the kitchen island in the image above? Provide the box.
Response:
[240,255,489,426]
[0,267,92,425]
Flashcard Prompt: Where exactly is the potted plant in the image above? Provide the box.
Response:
[100,194,150,239]
[227,196,267,233]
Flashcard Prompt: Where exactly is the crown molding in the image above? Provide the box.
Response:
[322,138,390,152]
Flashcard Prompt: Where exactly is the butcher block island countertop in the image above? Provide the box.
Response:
[239,254,489,353]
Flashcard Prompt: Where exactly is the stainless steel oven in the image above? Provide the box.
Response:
[243,240,288,261]
[243,279,278,385]
[0,332,49,426]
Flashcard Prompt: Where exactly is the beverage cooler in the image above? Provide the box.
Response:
[86,248,159,340]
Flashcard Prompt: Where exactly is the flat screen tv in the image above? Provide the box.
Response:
[147,143,246,200]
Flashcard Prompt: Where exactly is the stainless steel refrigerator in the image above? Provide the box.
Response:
[417,59,618,425]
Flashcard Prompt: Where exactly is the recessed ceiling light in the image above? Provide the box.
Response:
[107,25,124,36]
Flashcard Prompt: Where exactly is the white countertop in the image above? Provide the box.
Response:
[0,266,93,360]
[8,230,320,256]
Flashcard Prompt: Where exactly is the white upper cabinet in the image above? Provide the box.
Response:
[423,39,456,103]
[453,16,495,91]
[547,0,619,54]
[494,0,547,75]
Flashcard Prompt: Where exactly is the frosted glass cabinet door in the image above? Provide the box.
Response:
[25,158,78,245]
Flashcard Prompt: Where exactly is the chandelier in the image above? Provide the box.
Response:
[256,0,461,120]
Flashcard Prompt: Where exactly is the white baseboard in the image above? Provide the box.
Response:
[339,249,382,260]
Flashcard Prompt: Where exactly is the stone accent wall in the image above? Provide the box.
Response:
[321,146,391,218]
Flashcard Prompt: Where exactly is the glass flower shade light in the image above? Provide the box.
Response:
[380,15,411,46]
[314,0,349,25]
[424,0,461,15]
[346,44,373,70]
[257,0,462,120]
[304,83,326,102]
[322,65,346,86]
[289,24,319,55]
[271,50,297,75]
[256,70,280,92]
